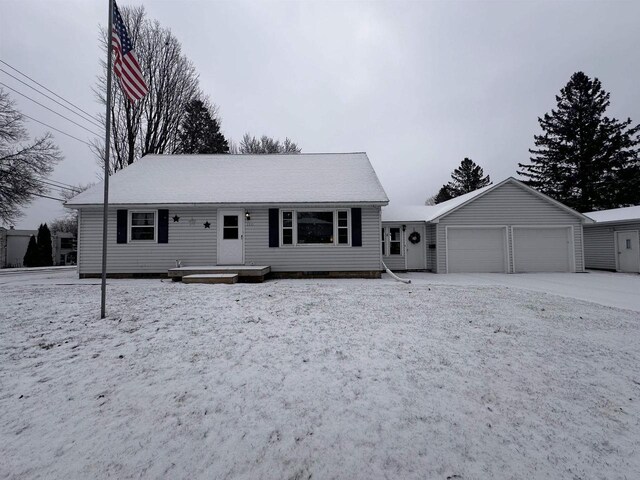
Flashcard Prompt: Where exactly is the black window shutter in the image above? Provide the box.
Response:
[352,208,362,247]
[268,208,279,247]
[158,209,169,243]
[116,210,128,244]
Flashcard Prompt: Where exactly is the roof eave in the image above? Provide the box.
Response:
[65,200,389,209]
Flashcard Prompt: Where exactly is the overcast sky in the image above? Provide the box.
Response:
[2,0,639,229]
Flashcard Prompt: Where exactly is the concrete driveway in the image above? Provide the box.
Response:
[398,270,640,312]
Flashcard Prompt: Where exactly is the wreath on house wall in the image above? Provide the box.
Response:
[408,231,421,244]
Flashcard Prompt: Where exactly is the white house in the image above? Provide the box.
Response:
[65,153,389,278]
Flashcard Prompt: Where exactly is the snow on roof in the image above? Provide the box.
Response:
[66,153,389,206]
[584,205,640,223]
[382,182,495,222]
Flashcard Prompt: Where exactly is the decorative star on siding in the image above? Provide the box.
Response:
[203,221,211,229]
[172,215,180,222]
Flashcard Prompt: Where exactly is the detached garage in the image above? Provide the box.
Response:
[382,177,591,273]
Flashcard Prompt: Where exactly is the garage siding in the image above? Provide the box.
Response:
[426,224,436,271]
[435,182,584,273]
[584,222,640,270]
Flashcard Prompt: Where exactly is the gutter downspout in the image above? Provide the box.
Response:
[382,261,411,284]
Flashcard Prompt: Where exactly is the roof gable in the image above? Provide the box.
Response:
[382,178,592,223]
[66,153,389,207]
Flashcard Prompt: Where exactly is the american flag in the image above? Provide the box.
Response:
[112,1,148,102]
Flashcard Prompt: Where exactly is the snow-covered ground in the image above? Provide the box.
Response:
[1,270,639,479]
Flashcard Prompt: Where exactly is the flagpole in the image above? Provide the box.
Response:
[100,0,114,319]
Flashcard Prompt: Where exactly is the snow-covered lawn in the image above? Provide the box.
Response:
[1,270,639,479]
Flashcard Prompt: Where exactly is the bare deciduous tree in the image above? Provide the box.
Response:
[0,87,62,224]
[50,183,93,236]
[94,6,200,173]
[234,133,301,154]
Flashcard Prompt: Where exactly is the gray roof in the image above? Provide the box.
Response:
[584,205,640,223]
[66,153,389,207]
[382,177,592,223]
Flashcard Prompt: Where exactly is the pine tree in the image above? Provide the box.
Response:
[430,158,492,204]
[433,185,454,204]
[449,158,492,194]
[36,223,53,267]
[176,99,229,154]
[23,235,38,267]
[518,72,640,212]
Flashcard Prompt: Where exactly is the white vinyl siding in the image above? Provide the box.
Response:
[584,222,640,271]
[435,182,585,273]
[78,207,217,275]
[246,206,381,272]
[77,205,382,275]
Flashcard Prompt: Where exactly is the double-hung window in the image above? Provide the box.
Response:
[389,227,401,255]
[130,211,156,241]
[281,209,350,246]
[282,211,293,245]
[381,227,401,255]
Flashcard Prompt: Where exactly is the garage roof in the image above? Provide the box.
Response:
[584,205,640,223]
[382,177,592,223]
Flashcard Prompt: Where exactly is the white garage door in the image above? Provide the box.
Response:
[447,227,507,273]
[513,227,573,273]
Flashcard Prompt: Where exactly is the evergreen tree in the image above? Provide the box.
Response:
[36,223,53,267]
[23,235,38,267]
[518,72,640,212]
[433,185,454,204]
[176,99,229,154]
[449,158,492,194]
[430,158,492,204]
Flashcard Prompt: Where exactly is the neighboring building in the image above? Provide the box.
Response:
[382,177,593,273]
[65,153,389,278]
[53,232,77,266]
[0,227,77,268]
[583,206,640,273]
[0,227,34,268]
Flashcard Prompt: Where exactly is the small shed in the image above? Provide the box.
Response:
[584,206,640,273]
[382,177,592,273]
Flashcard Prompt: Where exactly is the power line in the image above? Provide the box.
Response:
[31,192,65,202]
[37,178,81,193]
[35,176,81,191]
[21,113,93,147]
[0,68,103,130]
[0,82,102,137]
[0,59,99,124]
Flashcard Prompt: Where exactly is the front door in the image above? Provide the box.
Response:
[217,210,244,265]
[405,225,426,270]
[617,230,640,273]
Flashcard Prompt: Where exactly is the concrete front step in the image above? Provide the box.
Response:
[168,265,270,283]
[182,273,238,284]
